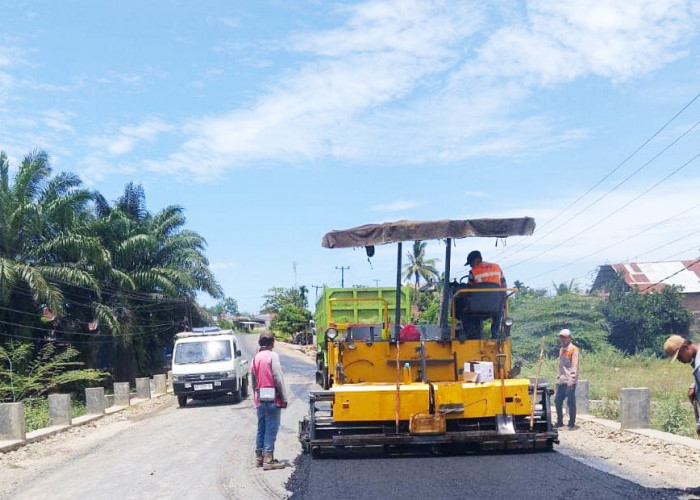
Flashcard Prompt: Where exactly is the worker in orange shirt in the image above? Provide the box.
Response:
[555,328,580,429]
[461,250,506,338]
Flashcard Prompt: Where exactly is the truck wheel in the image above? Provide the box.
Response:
[241,376,249,398]
[177,395,187,407]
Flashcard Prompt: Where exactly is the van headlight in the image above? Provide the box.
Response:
[173,374,184,382]
[221,371,234,378]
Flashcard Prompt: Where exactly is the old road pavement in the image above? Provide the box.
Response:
[1,334,691,500]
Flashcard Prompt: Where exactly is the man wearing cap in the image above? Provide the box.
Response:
[555,328,580,429]
[460,251,506,339]
[663,335,700,436]
[251,332,288,470]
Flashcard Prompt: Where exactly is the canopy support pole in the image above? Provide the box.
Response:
[394,242,403,340]
[439,238,452,340]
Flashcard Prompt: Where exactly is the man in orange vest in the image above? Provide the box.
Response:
[460,250,506,338]
[555,328,580,429]
[466,250,505,287]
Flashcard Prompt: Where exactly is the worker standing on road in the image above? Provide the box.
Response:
[251,332,288,470]
[555,328,580,429]
[663,335,700,436]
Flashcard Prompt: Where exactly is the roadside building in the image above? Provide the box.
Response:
[591,260,700,332]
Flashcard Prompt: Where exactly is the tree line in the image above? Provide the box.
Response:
[0,151,222,384]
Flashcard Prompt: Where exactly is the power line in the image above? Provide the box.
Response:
[509,150,700,271]
[501,118,700,265]
[495,92,700,262]
[520,201,700,282]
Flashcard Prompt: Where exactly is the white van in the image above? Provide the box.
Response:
[171,327,249,407]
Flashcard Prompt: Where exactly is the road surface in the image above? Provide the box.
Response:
[2,334,688,499]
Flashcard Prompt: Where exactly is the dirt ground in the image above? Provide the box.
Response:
[0,396,173,498]
[558,419,700,494]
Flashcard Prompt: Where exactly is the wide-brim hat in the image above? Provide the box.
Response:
[663,334,686,363]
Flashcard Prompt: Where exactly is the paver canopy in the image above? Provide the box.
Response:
[321,217,535,248]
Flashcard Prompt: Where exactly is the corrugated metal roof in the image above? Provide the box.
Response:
[611,260,700,293]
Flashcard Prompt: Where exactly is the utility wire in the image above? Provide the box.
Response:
[520,201,700,282]
[495,92,700,262]
[509,151,700,271]
[501,119,700,264]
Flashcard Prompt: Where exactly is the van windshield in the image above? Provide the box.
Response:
[174,340,232,364]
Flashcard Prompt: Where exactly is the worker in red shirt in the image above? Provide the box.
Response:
[251,332,288,469]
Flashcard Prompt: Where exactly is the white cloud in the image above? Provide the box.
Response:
[92,118,174,157]
[371,200,420,211]
[210,261,238,271]
[466,0,699,85]
[495,174,700,290]
[465,191,487,198]
[144,1,700,179]
[41,110,75,133]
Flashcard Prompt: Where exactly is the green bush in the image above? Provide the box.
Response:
[652,397,696,436]
[23,396,87,432]
[592,398,620,421]
[0,342,108,402]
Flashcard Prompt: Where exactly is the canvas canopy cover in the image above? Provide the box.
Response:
[322,217,535,248]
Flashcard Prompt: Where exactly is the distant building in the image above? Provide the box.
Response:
[591,260,700,331]
[221,314,269,332]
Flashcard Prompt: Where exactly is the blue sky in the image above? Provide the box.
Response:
[2,1,700,313]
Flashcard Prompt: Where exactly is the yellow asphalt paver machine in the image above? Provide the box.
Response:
[298,218,558,456]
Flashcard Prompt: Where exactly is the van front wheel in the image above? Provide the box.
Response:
[177,395,187,407]
[241,376,249,398]
[232,383,242,403]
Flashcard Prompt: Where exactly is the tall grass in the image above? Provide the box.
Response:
[522,346,697,437]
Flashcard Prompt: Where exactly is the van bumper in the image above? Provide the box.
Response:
[173,378,237,397]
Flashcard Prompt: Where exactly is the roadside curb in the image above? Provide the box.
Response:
[577,413,700,451]
[0,390,172,454]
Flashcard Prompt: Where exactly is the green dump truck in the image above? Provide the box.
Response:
[313,286,412,388]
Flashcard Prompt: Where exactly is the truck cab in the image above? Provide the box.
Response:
[171,327,249,407]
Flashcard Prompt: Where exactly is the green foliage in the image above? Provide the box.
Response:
[23,397,87,432]
[414,289,441,324]
[510,293,608,359]
[0,152,223,380]
[552,279,580,295]
[592,398,620,421]
[0,342,108,402]
[271,305,312,337]
[261,286,308,314]
[599,275,692,354]
[210,297,239,317]
[402,241,439,289]
[652,396,695,435]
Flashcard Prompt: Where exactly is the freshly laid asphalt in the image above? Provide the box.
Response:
[283,343,687,500]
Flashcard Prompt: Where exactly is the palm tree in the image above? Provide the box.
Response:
[0,151,108,325]
[89,183,223,377]
[402,241,439,289]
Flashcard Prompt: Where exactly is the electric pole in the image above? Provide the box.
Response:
[373,279,380,287]
[311,284,323,301]
[335,266,350,288]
